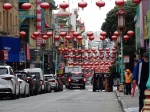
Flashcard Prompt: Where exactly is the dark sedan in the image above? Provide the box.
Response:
[65,72,86,89]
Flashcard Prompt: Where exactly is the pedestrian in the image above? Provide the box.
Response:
[132,52,149,112]
[124,69,132,95]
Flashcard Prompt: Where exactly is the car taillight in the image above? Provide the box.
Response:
[50,80,55,82]
[68,78,71,82]
[83,78,86,82]
[42,80,44,85]
[2,77,12,80]
[27,77,31,81]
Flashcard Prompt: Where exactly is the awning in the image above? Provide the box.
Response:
[0,50,8,60]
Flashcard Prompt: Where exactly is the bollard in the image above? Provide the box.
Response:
[141,89,150,112]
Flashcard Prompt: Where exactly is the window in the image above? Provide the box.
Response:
[10,68,14,75]
[0,68,8,75]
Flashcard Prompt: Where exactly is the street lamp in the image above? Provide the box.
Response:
[117,8,126,83]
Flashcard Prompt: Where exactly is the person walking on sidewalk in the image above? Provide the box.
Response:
[124,69,132,95]
[132,52,149,112]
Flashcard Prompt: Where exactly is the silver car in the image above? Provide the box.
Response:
[0,65,20,99]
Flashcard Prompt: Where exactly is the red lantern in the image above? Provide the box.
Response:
[78,48,82,53]
[123,35,129,41]
[73,32,80,37]
[100,31,107,37]
[111,35,117,41]
[42,35,49,40]
[96,0,105,9]
[22,3,31,10]
[59,1,69,11]
[89,36,94,41]
[71,48,75,52]
[127,30,134,37]
[98,48,103,51]
[64,48,69,52]
[65,36,71,41]
[31,35,36,40]
[133,0,141,4]
[54,36,60,41]
[100,36,106,41]
[46,32,53,37]
[78,1,87,9]
[106,51,110,54]
[40,2,50,10]
[105,48,110,51]
[85,49,89,52]
[112,48,116,51]
[87,51,91,54]
[114,31,120,37]
[87,32,93,37]
[33,32,40,37]
[60,32,67,38]
[3,3,12,10]
[20,31,26,37]
[77,36,83,41]
[115,0,125,7]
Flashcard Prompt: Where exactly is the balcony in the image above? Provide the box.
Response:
[19,10,35,18]
[19,0,29,2]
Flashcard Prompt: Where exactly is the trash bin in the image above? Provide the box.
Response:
[104,73,111,92]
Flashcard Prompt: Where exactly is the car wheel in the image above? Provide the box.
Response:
[93,88,96,92]
[12,85,16,99]
[23,87,26,97]
[30,89,34,96]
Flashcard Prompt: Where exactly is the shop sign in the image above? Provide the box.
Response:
[0,50,8,60]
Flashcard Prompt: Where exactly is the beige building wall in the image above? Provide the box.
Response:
[0,0,19,36]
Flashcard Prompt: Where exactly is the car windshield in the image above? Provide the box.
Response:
[0,68,8,75]
[71,73,83,77]
[15,72,27,79]
[30,72,40,79]
[45,76,53,79]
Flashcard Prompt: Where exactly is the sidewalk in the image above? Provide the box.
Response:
[115,86,139,112]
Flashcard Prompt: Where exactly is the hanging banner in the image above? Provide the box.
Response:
[36,0,42,46]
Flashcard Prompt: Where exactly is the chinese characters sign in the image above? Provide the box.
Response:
[36,0,42,46]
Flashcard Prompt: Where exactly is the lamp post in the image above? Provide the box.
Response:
[117,8,125,83]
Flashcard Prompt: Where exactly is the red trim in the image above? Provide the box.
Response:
[45,21,50,28]
[56,13,72,16]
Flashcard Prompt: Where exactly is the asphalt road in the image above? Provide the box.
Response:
[0,85,123,112]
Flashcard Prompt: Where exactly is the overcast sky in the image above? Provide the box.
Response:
[54,0,116,32]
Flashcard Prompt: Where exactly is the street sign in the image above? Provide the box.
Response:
[19,52,25,62]
[124,55,129,63]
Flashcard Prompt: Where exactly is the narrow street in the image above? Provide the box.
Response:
[0,85,122,112]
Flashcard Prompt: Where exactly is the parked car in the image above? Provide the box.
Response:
[16,75,30,97]
[44,76,52,93]
[44,74,58,92]
[65,72,86,89]
[0,65,20,99]
[15,71,38,96]
[24,68,46,94]
[55,77,63,91]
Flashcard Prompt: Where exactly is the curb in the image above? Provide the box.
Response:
[115,90,128,112]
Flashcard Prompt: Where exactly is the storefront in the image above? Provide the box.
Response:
[0,36,21,70]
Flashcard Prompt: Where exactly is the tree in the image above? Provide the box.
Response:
[101,1,137,72]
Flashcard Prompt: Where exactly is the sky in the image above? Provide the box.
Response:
[54,0,116,32]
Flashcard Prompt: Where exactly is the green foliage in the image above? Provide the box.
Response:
[101,1,137,71]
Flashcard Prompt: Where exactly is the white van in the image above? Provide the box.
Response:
[24,68,46,93]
